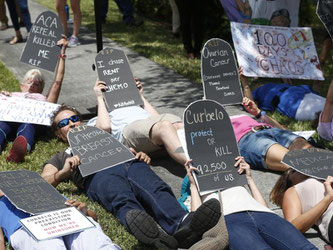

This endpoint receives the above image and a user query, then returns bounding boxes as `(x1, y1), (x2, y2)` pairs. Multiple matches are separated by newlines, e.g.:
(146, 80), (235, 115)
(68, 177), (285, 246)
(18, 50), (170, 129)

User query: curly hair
(51, 104), (82, 132)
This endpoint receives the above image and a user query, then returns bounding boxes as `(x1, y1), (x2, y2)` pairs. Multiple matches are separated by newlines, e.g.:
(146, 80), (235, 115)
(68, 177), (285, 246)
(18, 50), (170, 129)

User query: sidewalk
(0, 1), (325, 248)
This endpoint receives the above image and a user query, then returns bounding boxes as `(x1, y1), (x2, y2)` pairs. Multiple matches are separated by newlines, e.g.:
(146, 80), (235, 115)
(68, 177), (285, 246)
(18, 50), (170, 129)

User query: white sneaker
(68, 35), (80, 47)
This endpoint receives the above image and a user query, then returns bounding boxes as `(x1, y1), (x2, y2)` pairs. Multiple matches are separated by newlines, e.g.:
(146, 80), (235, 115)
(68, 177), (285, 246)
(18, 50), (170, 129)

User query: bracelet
(255, 110), (262, 119)
(60, 53), (67, 60)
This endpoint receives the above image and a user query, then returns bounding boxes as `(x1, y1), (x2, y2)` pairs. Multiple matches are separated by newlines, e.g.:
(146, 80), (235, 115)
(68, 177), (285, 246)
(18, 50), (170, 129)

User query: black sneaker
(126, 209), (178, 249)
(173, 198), (221, 249)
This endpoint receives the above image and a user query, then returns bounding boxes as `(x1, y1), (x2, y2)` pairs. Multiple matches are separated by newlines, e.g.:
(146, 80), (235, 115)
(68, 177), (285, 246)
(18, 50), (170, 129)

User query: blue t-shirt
(0, 196), (30, 244)
(252, 83), (313, 118)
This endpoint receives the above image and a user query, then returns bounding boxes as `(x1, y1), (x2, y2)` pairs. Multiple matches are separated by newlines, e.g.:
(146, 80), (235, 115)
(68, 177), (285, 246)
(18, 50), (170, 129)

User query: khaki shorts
(121, 113), (182, 154)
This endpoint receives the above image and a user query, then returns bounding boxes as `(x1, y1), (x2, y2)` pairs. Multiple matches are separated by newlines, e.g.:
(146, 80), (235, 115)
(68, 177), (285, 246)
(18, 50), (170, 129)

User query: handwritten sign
(317, 0), (333, 40)
(282, 148), (333, 180)
(67, 125), (135, 177)
(0, 96), (60, 126)
(183, 100), (247, 194)
(0, 170), (66, 215)
(95, 48), (143, 111)
(231, 22), (324, 80)
(20, 11), (63, 72)
(20, 207), (95, 241)
(201, 38), (243, 105)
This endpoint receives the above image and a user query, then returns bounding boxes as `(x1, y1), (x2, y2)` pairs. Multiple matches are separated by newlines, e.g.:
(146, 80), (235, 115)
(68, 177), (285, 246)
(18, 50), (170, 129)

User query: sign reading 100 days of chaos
(67, 125), (135, 177)
(184, 100), (247, 194)
(231, 22), (324, 80)
(282, 148), (333, 180)
(20, 11), (63, 72)
(317, 0), (333, 40)
(201, 38), (243, 105)
(0, 95), (60, 126)
(95, 48), (143, 111)
(0, 170), (67, 215)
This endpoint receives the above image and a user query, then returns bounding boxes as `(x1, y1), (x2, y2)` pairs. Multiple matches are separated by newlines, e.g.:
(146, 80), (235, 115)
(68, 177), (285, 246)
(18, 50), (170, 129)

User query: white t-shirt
(295, 93), (325, 121)
(87, 106), (150, 141)
(202, 186), (273, 216)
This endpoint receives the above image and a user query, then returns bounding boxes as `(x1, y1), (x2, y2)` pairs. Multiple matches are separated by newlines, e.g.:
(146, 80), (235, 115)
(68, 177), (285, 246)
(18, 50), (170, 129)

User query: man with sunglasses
(41, 104), (221, 249)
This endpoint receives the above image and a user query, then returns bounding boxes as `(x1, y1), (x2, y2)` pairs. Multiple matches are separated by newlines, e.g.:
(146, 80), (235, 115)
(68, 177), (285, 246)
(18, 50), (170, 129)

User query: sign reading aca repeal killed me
(0, 95), (60, 126)
(20, 207), (95, 241)
(184, 100), (247, 194)
(231, 22), (324, 80)
(95, 48), (143, 111)
(0, 170), (67, 215)
(282, 148), (333, 180)
(317, 0), (333, 40)
(201, 38), (243, 105)
(20, 11), (63, 72)
(67, 125), (135, 177)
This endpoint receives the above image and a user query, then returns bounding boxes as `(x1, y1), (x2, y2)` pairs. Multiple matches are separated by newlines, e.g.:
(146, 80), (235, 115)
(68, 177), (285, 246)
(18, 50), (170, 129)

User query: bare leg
(150, 121), (187, 165)
(265, 144), (290, 171)
(56, 0), (67, 35)
(288, 137), (313, 150)
(70, 0), (81, 37)
(321, 79), (333, 123)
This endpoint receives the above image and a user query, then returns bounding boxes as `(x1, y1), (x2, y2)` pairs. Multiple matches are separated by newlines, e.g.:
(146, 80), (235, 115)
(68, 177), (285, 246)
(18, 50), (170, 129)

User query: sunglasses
(57, 115), (80, 128)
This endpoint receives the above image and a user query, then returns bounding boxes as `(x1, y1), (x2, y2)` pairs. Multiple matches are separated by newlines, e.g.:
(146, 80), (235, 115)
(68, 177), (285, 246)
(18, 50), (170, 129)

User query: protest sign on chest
(0, 170), (67, 215)
(95, 48), (143, 111)
(20, 207), (95, 241)
(20, 11), (63, 72)
(317, 0), (333, 40)
(282, 148), (333, 180)
(0, 95), (60, 126)
(183, 100), (247, 194)
(67, 125), (135, 177)
(201, 38), (243, 105)
(231, 22), (324, 80)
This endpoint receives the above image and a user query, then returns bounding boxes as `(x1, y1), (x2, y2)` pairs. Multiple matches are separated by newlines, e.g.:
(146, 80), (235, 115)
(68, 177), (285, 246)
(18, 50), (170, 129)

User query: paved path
(0, 1), (326, 248)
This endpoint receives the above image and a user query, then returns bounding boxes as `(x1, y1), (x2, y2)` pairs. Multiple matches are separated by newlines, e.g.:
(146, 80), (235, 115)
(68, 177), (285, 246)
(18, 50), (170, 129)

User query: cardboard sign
(282, 148), (333, 180)
(201, 38), (243, 105)
(0, 170), (66, 215)
(95, 48), (143, 111)
(231, 22), (324, 80)
(20, 11), (63, 72)
(67, 125), (135, 177)
(220, 0), (300, 27)
(20, 207), (95, 241)
(317, 0), (333, 40)
(183, 100), (247, 194)
(0, 95), (60, 126)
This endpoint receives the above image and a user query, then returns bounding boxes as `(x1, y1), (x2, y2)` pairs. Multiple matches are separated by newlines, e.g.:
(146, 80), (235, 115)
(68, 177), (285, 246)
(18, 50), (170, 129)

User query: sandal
(9, 35), (23, 45)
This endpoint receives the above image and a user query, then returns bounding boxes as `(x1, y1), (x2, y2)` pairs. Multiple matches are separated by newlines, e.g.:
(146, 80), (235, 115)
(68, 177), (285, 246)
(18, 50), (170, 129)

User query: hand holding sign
(20, 11), (63, 72)
(183, 100), (247, 194)
(67, 125), (135, 177)
(95, 48), (143, 111)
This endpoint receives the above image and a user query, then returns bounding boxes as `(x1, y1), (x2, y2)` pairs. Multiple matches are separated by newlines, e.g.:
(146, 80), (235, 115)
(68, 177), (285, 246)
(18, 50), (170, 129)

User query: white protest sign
(0, 96), (60, 126)
(20, 207), (95, 241)
(231, 22), (324, 80)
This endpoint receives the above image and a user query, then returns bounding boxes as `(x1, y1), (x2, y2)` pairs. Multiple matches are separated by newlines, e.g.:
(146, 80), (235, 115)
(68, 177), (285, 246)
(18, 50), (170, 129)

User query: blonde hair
(22, 69), (45, 90)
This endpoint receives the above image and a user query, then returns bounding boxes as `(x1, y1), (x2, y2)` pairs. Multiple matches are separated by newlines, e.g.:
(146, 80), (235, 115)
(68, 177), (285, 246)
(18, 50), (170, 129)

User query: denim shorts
(238, 128), (300, 170)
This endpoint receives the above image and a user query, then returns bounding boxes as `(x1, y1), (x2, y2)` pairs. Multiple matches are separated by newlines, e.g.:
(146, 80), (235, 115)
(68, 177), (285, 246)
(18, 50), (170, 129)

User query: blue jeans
(5, 0), (31, 32)
(225, 211), (317, 250)
(85, 160), (187, 235)
(238, 128), (300, 170)
(114, 0), (134, 23)
(0, 121), (36, 151)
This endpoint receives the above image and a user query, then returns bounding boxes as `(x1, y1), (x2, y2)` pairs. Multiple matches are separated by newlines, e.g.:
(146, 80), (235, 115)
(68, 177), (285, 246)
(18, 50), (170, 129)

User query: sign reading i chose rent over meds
(20, 11), (63, 72)
(67, 125), (135, 177)
(184, 100), (247, 194)
(95, 48), (143, 111)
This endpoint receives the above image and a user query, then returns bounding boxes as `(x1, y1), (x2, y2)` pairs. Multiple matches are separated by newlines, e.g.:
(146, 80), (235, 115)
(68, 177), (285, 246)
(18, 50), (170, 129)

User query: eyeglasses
(57, 115), (80, 128)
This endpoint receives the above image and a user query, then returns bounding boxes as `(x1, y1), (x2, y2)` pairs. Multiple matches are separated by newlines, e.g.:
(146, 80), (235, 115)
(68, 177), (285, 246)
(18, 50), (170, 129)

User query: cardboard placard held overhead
(95, 48), (143, 111)
(0, 170), (67, 215)
(20, 11), (63, 72)
(201, 38), (243, 105)
(282, 148), (333, 180)
(67, 125), (135, 177)
(184, 100), (247, 194)
(317, 0), (333, 40)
